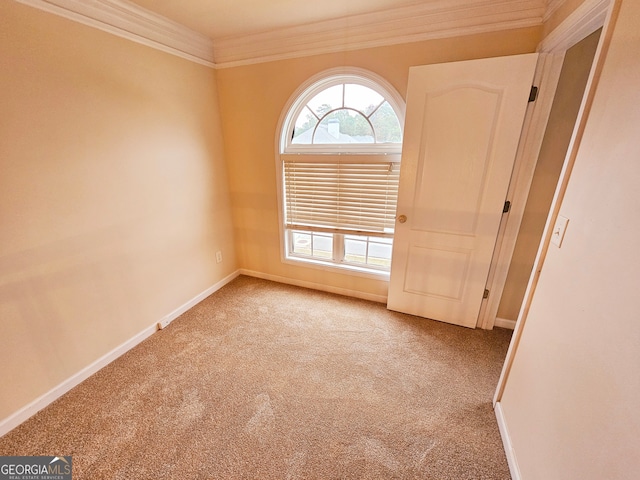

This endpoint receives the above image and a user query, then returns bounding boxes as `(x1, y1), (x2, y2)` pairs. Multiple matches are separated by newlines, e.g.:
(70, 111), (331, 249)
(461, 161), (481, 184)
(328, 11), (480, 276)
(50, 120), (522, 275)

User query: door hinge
(528, 85), (539, 103)
(503, 200), (511, 213)
(483, 289), (490, 299)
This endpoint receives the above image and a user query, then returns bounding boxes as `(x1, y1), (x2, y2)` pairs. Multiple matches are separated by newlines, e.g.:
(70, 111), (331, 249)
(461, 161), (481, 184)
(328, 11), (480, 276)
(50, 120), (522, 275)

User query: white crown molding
(213, 0), (546, 68)
(14, 0), (216, 67)
(538, 0), (610, 52)
(543, 0), (567, 22)
(14, 0), (548, 69)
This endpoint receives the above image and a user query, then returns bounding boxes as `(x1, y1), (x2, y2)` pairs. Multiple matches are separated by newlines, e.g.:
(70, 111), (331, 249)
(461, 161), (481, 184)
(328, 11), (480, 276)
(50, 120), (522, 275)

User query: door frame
(477, 0), (613, 330)
(476, 52), (564, 329)
(493, 0), (616, 403)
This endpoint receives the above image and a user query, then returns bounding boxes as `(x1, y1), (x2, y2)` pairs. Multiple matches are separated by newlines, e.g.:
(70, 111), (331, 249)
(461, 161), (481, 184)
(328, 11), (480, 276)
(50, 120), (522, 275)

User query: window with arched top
(277, 68), (405, 275)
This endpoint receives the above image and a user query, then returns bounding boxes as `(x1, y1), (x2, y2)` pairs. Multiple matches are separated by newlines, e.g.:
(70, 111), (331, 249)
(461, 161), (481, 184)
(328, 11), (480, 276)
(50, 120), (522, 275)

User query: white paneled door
(388, 54), (538, 328)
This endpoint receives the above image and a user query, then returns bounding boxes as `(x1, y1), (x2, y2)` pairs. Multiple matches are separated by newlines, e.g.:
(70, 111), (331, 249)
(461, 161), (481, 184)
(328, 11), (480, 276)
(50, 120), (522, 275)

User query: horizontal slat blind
(283, 154), (400, 235)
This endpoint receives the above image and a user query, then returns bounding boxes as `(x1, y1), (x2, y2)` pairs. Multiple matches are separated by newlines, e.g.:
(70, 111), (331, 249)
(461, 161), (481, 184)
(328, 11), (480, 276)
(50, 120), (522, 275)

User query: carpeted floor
(0, 276), (513, 479)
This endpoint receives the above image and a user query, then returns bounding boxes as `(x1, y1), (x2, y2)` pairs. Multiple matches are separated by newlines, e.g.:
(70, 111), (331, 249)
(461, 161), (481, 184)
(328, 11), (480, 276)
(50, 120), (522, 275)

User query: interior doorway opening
(495, 28), (603, 325)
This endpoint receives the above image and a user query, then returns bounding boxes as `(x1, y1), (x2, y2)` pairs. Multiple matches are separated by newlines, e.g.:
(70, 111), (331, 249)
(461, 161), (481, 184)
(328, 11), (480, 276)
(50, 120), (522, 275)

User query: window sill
(283, 255), (391, 281)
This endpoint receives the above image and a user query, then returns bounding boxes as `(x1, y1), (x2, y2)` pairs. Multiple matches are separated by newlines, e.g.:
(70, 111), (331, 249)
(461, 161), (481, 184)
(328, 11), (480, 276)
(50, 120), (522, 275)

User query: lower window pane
(344, 237), (367, 264)
(292, 231), (312, 255)
(289, 230), (392, 272)
(368, 238), (393, 267)
(345, 235), (393, 268)
(291, 230), (333, 259)
(312, 233), (333, 258)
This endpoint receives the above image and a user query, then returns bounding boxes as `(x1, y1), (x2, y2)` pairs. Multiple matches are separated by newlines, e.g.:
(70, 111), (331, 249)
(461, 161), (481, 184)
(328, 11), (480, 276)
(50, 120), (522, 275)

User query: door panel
(388, 54), (538, 328)
(404, 245), (470, 299)
(414, 87), (501, 235)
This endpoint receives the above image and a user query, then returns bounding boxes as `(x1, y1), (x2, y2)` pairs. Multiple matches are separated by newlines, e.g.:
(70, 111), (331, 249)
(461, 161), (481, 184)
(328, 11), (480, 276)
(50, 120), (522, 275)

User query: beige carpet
(0, 276), (512, 479)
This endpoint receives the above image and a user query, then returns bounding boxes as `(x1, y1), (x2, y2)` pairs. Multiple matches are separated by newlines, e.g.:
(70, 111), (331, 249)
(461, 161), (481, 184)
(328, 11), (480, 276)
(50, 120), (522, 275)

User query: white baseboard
(0, 322), (156, 438)
(157, 270), (240, 329)
(0, 270), (240, 438)
(495, 402), (522, 480)
(239, 269), (388, 304)
(495, 317), (517, 330)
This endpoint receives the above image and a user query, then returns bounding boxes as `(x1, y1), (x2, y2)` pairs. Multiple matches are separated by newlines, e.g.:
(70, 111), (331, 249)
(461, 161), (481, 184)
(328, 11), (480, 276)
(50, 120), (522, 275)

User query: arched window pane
(370, 101), (402, 143)
(313, 109), (374, 144)
(283, 74), (403, 153)
(344, 84), (383, 116)
(292, 106), (318, 144)
(307, 84), (343, 117)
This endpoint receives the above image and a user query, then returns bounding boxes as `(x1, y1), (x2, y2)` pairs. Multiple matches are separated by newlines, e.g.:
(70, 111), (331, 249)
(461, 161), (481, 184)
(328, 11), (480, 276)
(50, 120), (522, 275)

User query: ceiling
(19, 0), (553, 67)
(133, 0), (555, 41)
(129, 0), (430, 40)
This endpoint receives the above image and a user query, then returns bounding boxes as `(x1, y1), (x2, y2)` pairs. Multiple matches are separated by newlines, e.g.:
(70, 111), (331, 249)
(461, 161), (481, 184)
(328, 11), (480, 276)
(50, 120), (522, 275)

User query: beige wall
(497, 29), (601, 320)
(217, 27), (541, 300)
(499, 0), (640, 478)
(0, 2), (236, 420)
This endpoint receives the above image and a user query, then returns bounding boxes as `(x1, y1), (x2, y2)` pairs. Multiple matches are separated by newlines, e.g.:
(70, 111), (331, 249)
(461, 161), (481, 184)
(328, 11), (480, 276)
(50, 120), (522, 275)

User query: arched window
(277, 68), (404, 275)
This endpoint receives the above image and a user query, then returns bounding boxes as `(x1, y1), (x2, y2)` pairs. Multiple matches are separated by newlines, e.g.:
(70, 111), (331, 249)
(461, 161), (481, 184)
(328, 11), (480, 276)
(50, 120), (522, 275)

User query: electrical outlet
(157, 317), (172, 330)
(216, 251), (223, 263)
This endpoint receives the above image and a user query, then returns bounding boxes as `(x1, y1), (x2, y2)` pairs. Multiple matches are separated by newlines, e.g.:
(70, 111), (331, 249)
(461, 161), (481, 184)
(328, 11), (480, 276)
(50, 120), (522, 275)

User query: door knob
(397, 214), (407, 223)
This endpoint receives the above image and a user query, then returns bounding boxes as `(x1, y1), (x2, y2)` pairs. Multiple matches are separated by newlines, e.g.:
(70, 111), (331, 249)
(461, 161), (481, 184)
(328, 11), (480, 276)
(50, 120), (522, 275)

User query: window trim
(275, 67), (406, 279)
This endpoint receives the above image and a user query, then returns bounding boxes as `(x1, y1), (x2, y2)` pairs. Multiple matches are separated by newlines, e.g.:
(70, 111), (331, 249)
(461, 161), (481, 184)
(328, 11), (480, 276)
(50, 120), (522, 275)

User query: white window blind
(283, 154), (400, 236)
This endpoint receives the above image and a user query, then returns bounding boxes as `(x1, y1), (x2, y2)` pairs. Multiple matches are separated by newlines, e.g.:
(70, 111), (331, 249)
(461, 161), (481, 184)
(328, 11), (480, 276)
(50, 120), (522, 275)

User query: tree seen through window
(292, 85), (402, 145)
